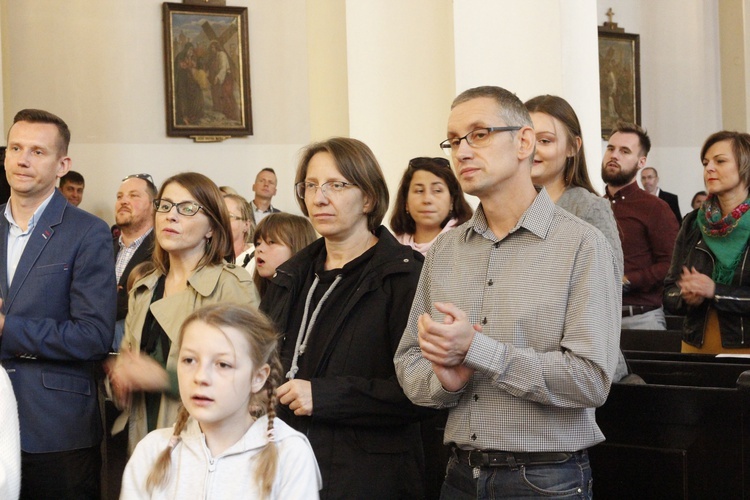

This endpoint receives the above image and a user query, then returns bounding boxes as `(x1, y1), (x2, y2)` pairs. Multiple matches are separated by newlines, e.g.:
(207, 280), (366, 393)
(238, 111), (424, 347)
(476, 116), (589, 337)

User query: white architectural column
(453, 0), (602, 187)
(307, 0), (350, 140)
(719, 0), (750, 131)
(344, 0), (456, 202)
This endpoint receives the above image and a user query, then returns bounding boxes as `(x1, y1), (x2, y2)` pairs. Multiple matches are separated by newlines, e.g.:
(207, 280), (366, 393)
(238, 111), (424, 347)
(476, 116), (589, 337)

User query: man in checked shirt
(395, 86), (621, 499)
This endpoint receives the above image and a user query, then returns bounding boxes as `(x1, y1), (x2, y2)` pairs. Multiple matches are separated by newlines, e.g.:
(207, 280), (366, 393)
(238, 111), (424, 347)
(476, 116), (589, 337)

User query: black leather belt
(453, 448), (574, 467)
(622, 305), (659, 318)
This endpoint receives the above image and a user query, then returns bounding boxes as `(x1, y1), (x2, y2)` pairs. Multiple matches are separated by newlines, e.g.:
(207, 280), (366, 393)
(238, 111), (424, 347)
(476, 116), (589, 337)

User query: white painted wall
(596, 0), (722, 215)
(1, 0), (311, 223)
(345, 0), (455, 217)
(453, 0), (604, 192)
(0, 0), (725, 224)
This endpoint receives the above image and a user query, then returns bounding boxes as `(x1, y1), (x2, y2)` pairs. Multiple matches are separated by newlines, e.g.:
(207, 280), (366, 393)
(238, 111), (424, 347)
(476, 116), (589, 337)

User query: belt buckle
(468, 451), (486, 468)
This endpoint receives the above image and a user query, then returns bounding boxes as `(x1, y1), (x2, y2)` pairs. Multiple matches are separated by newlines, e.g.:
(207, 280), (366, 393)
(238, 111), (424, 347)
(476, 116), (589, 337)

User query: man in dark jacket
(0, 108), (116, 499)
(641, 166), (682, 224)
(112, 173), (155, 350)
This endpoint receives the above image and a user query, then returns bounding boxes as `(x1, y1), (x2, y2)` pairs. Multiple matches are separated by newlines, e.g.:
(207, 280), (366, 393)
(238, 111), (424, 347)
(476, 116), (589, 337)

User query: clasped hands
(677, 266), (715, 306)
(418, 302), (479, 392)
(274, 302), (480, 415)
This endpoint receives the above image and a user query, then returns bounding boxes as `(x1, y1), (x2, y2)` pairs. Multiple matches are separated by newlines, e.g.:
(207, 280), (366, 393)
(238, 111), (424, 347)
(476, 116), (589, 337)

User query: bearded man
(603, 123), (679, 330)
(112, 174), (155, 348)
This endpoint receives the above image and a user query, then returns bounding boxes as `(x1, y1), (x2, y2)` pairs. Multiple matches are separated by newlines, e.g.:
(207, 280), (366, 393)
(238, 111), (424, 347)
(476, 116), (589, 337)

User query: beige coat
(115, 262), (259, 453)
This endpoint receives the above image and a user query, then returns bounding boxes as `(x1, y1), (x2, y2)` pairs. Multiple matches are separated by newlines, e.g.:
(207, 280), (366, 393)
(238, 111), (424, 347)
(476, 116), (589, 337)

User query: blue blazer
(0, 190), (116, 453)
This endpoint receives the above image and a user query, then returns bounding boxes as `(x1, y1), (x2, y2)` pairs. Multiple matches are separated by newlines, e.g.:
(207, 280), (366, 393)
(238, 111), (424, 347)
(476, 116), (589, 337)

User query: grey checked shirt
(395, 189), (621, 453)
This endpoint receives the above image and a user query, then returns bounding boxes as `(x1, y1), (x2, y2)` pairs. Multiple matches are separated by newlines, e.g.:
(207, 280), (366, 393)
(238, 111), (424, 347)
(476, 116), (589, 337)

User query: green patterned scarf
(697, 194), (750, 284)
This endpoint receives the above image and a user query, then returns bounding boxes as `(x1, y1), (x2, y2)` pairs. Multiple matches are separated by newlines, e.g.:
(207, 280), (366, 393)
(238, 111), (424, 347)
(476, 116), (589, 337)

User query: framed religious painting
(598, 28), (640, 139)
(163, 2), (253, 140)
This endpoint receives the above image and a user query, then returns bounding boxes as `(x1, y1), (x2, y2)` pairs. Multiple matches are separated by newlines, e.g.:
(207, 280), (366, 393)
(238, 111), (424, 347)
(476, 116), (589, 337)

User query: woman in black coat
(261, 137), (428, 499)
(664, 131), (750, 353)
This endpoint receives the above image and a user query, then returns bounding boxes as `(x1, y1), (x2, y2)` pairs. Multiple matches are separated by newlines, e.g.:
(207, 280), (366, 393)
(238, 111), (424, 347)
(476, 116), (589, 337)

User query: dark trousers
(21, 446), (101, 500)
(441, 450), (592, 499)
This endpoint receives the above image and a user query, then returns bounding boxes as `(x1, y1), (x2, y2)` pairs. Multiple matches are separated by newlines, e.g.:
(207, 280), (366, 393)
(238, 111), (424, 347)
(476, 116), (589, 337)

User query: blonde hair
(146, 304), (283, 498)
(223, 193), (255, 244)
(126, 260), (156, 293)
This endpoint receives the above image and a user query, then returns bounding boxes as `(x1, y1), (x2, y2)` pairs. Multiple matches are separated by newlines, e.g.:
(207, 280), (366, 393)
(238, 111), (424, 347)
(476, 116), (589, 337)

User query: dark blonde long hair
(146, 304), (283, 498)
(525, 94), (597, 195)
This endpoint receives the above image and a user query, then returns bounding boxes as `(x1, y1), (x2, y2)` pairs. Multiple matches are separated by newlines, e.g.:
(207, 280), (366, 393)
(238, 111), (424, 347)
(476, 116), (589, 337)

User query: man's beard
(602, 162), (639, 187)
(115, 212), (132, 227)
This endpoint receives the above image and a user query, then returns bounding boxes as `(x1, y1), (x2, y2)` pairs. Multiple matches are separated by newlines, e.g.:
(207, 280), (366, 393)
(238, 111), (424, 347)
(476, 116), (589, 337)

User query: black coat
(261, 227), (429, 500)
(658, 189), (682, 225)
(664, 210), (750, 347)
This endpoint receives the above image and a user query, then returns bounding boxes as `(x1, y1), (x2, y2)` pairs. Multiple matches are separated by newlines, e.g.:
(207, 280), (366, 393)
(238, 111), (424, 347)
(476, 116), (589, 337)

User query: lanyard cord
(285, 273), (343, 380)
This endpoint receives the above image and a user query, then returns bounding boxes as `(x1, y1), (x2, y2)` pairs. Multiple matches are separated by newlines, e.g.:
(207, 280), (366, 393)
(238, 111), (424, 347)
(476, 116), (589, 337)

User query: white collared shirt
(116, 228), (153, 282)
(251, 200), (275, 224)
(5, 192), (55, 287)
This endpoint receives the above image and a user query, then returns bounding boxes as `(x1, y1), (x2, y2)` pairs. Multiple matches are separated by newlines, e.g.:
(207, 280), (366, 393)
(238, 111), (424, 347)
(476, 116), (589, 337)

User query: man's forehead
(609, 132), (641, 149)
(257, 171), (276, 181)
(447, 97), (502, 133)
(119, 177), (149, 193)
(8, 120), (60, 144)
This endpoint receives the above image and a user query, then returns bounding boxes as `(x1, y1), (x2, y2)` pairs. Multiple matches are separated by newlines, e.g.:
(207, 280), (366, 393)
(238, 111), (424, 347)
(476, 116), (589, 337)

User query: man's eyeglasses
(439, 126), (522, 153)
(295, 181), (357, 199)
(408, 157), (451, 169)
(153, 199), (204, 216)
(123, 173), (156, 189)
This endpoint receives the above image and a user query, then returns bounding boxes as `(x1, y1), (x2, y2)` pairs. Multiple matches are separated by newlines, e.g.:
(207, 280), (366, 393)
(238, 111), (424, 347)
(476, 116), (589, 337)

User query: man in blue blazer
(0, 109), (116, 499)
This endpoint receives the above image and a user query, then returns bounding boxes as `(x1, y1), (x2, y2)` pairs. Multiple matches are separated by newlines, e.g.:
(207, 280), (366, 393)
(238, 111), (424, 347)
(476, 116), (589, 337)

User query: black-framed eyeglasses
(439, 126), (522, 153)
(408, 157), (451, 169)
(295, 181), (357, 199)
(153, 199), (204, 216)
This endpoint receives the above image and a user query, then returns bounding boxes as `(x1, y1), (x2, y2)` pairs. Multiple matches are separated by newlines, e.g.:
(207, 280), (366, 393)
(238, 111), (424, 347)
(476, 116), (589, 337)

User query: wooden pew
(665, 314), (685, 331)
(590, 353), (750, 499)
(621, 328), (683, 353)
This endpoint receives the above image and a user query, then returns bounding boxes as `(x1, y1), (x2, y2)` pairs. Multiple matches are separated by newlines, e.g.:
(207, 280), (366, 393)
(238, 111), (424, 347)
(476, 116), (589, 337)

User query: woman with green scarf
(664, 131), (750, 353)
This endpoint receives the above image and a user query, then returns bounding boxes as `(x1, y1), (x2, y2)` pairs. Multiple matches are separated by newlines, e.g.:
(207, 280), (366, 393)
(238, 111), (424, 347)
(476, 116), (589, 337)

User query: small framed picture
(163, 2), (253, 138)
(598, 29), (641, 139)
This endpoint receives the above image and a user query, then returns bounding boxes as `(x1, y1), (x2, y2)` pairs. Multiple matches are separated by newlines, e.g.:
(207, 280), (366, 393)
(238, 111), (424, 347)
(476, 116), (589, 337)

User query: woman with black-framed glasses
(107, 172), (257, 454)
(390, 157), (473, 255)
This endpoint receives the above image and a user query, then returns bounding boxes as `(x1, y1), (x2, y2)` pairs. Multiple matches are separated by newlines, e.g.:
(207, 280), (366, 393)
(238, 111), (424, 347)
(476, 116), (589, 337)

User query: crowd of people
(1, 82), (749, 500)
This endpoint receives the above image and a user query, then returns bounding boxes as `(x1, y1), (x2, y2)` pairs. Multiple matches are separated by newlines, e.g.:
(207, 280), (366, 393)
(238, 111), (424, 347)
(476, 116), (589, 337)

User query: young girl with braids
(119, 304), (321, 499)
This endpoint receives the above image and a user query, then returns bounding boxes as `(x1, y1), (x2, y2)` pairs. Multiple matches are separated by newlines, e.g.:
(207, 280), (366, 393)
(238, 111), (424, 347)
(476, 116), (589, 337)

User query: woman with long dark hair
(390, 156), (473, 255)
